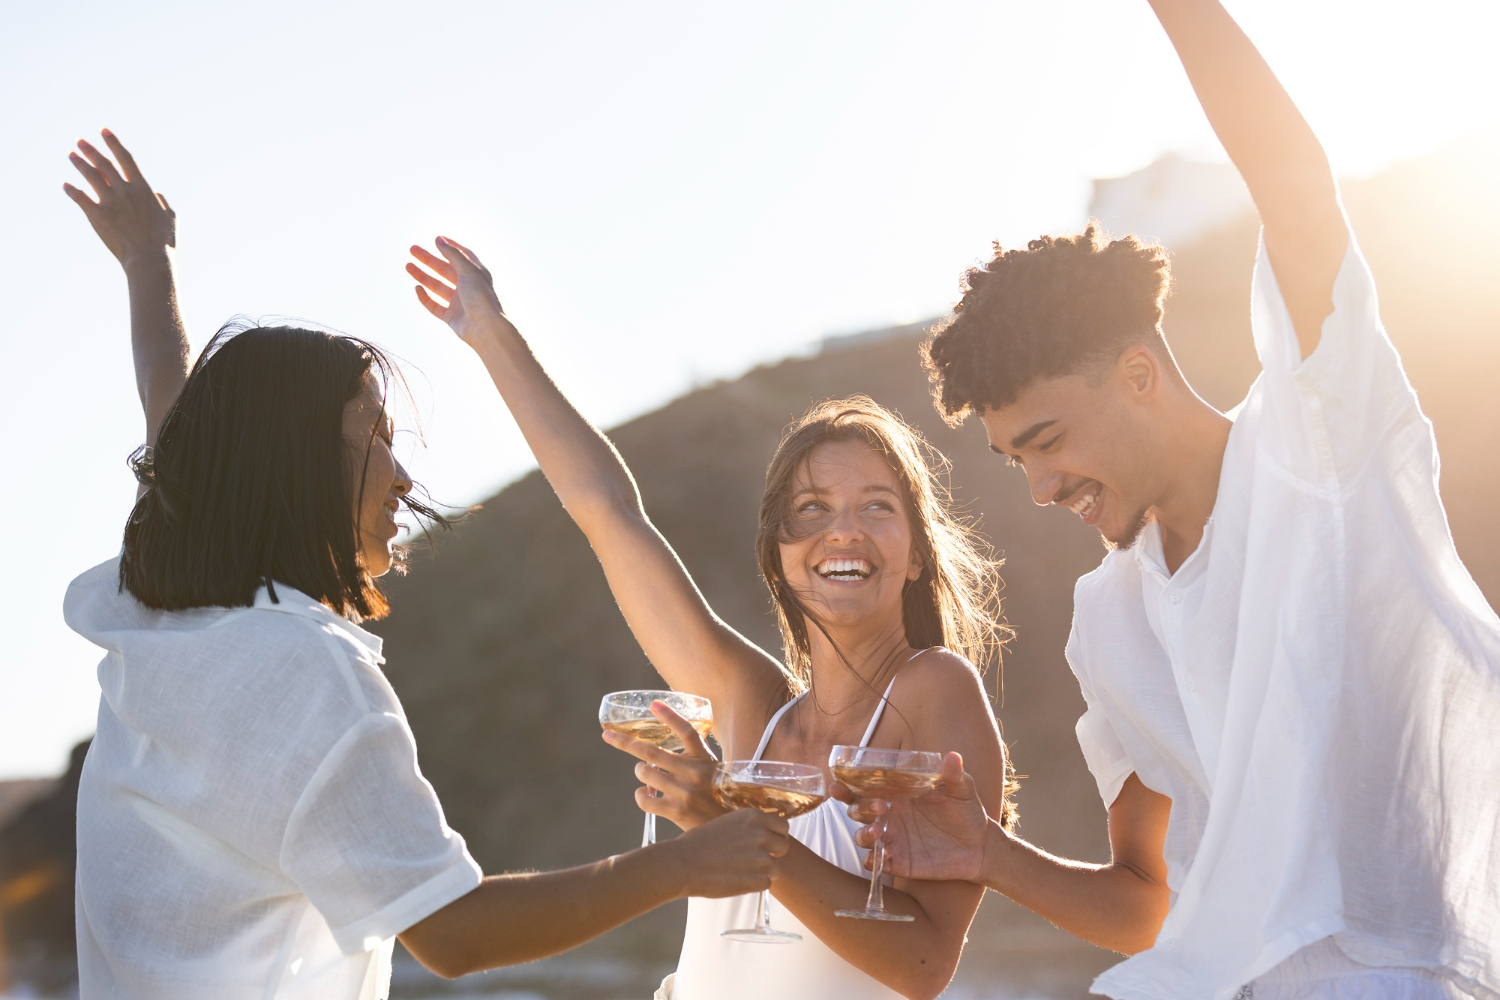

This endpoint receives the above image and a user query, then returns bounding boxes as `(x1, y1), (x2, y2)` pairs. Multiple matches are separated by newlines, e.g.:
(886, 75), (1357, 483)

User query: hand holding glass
(599, 690), (714, 846)
(828, 745), (944, 921)
(712, 760), (826, 942)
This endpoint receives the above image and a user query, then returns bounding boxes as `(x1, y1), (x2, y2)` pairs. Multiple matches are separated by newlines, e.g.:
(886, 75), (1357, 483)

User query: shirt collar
(1135, 516), (1215, 581)
(1136, 518), (1170, 578)
(251, 581), (384, 660)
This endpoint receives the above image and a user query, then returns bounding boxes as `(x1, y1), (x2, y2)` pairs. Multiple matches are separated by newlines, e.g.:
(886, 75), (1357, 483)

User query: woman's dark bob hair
(120, 321), (442, 621)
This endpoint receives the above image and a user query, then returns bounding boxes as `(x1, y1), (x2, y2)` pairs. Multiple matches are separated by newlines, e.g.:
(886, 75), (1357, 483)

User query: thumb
(941, 752), (969, 795)
(652, 701), (715, 759)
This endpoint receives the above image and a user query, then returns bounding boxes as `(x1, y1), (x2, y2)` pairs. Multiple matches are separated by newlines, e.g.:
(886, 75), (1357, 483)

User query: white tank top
(664, 677), (906, 1000)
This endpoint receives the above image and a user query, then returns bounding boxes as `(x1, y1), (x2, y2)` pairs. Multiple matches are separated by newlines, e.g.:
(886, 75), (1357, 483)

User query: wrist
(122, 248), (173, 279)
(977, 817), (1012, 890)
(644, 838), (693, 900)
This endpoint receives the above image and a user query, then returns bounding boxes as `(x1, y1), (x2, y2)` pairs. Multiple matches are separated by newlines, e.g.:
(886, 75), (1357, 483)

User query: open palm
(406, 237), (510, 346)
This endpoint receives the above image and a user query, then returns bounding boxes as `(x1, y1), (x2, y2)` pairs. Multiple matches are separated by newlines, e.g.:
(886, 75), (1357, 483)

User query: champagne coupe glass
(712, 760), (827, 943)
(828, 745), (944, 921)
(599, 690), (714, 847)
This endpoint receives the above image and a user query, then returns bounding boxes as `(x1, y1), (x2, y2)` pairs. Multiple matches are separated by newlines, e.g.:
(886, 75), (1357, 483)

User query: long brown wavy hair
(755, 396), (1018, 828)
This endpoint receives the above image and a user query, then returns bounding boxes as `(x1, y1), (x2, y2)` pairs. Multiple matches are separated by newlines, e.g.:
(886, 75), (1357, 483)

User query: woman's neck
(803, 617), (914, 717)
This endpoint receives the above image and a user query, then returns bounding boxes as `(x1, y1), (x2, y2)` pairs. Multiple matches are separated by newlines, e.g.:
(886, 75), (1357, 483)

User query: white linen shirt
(64, 559), (483, 1000)
(1066, 227), (1500, 1000)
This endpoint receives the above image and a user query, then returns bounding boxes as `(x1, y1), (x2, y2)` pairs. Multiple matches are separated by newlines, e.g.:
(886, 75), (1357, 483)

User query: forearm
(977, 822), (1167, 955)
(1147, 0), (1339, 230)
(770, 841), (973, 1000)
(123, 252), (190, 445)
(468, 321), (643, 529)
(401, 844), (684, 978)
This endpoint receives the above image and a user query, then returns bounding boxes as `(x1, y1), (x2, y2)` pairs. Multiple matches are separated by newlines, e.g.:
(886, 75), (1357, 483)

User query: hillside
(3, 131), (1497, 998)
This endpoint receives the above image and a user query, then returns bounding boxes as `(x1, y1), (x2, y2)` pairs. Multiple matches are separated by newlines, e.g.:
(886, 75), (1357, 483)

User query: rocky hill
(3, 131), (1497, 998)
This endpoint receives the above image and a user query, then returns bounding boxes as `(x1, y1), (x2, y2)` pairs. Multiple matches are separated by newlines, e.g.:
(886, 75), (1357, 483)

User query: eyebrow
(1009, 419), (1057, 450)
(791, 484), (901, 498)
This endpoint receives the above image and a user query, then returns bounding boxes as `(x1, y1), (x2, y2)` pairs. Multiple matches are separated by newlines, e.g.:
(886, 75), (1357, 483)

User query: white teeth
(1069, 493), (1098, 517)
(817, 558), (873, 579)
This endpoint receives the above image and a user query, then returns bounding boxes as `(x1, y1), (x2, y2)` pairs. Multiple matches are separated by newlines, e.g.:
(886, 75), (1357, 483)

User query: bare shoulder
(892, 647), (990, 713)
(881, 647), (998, 748)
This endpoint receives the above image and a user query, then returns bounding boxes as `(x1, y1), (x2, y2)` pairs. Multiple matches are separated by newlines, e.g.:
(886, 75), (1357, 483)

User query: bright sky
(2, 0), (1495, 779)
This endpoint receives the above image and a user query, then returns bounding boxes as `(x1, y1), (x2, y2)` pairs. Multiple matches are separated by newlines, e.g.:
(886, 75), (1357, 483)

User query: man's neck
(1150, 390), (1233, 574)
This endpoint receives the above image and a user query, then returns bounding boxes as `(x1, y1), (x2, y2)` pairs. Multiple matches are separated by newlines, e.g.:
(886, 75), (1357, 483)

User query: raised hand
(407, 237), (511, 347)
(840, 751), (992, 883)
(64, 130), (175, 271)
(602, 700), (727, 833)
(669, 807), (790, 899)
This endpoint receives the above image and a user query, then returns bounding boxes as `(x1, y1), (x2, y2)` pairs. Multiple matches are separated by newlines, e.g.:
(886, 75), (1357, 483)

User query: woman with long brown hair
(408, 237), (1015, 1000)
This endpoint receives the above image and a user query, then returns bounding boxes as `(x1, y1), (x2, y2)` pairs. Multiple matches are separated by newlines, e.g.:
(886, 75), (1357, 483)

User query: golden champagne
(601, 716), (714, 751)
(713, 776), (827, 819)
(832, 765), (942, 800)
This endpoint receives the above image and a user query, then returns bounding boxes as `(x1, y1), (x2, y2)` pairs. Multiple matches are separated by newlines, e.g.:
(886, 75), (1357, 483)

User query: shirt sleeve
(280, 711), (483, 954)
(1248, 221), (1418, 483)
(1075, 692), (1135, 808)
(1065, 617), (1135, 808)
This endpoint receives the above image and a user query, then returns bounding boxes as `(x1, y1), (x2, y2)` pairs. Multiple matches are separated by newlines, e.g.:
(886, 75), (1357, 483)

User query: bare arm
(851, 769), (1170, 956)
(64, 131), (190, 453)
(1148, 0), (1347, 357)
(399, 808), (789, 978)
(407, 239), (787, 753)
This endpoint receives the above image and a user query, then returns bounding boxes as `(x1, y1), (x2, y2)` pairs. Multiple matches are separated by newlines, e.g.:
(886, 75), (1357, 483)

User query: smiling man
(846, 1), (1500, 998)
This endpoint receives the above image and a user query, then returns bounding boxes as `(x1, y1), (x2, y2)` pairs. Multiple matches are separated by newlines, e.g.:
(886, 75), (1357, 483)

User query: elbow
(898, 949), (963, 1000)
(411, 948), (478, 981)
(565, 488), (646, 534)
(400, 934), (482, 981)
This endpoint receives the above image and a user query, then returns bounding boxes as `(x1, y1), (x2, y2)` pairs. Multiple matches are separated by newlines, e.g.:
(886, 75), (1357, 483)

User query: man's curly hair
(922, 226), (1172, 426)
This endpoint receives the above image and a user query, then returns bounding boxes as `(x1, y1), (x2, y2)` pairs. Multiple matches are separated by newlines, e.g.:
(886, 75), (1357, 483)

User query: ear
(1116, 345), (1161, 401)
(906, 545), (926, 582)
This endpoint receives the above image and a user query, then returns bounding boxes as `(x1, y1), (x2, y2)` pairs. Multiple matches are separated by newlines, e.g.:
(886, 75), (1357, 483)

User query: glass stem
(641, 807), (656, 847)
(864, 834), (887, 913)
(756, 889), (772, 932)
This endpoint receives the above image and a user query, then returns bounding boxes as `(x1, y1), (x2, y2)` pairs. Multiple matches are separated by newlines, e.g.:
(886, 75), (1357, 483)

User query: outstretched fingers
(62, 182), (99, 215)
(68, 152), (110, 200)
(409, 244), (458, 283)
(77, 139), (124, 190)
(99, 129), (143, 184)
(406, 260), (456, 300)
(412, 285), (451, 320)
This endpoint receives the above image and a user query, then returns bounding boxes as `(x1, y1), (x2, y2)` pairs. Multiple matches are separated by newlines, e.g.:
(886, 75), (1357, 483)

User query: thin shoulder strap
(858, 675), (901, 748)
(752, 692), (806, 761)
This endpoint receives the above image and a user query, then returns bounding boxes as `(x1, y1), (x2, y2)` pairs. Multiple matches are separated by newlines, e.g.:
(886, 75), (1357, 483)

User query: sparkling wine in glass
(828, 745), (944, 922)
(713, 760), (827, 943)
(600, 690), (714, 847)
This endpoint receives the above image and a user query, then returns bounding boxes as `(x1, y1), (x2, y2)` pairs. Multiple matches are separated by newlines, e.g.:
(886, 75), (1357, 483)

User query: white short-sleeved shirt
(1065, 227), (1500, 1000)
(64, 559), (483, 1000)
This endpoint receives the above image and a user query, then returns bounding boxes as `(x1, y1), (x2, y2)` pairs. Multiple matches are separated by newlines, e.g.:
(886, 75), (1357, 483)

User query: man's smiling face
(979, 367), (1157, 548)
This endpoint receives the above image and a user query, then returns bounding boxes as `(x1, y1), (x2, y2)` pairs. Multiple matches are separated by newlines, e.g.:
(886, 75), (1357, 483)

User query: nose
(392, 459), (413, 499)
(823, 504), (864, 544)
(1026, 463), (1063, 508)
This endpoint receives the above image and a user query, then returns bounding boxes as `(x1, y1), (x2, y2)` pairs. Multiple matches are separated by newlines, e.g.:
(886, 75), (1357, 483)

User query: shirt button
(1170, 592), (1182, 604)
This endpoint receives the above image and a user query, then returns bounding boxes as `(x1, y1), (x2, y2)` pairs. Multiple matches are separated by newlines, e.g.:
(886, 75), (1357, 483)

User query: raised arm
(407, 239), (788, 753)
(64, 130), (190, 450)
(1148, 0), (1347, 357)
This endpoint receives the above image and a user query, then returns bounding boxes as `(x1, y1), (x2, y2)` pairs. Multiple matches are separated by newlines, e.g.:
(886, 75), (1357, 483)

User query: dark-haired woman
(407, 237), (1013, 1000)
(59, 131), (790, 1000)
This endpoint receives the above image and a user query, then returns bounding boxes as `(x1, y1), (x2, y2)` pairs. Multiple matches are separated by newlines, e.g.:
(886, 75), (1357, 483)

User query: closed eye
(1038, 434), (1062, 452)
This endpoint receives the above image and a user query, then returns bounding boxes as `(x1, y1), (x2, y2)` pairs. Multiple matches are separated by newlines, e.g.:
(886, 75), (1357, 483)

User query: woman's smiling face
(777, 438), (924, 633)
(343, 375), (412, 578)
